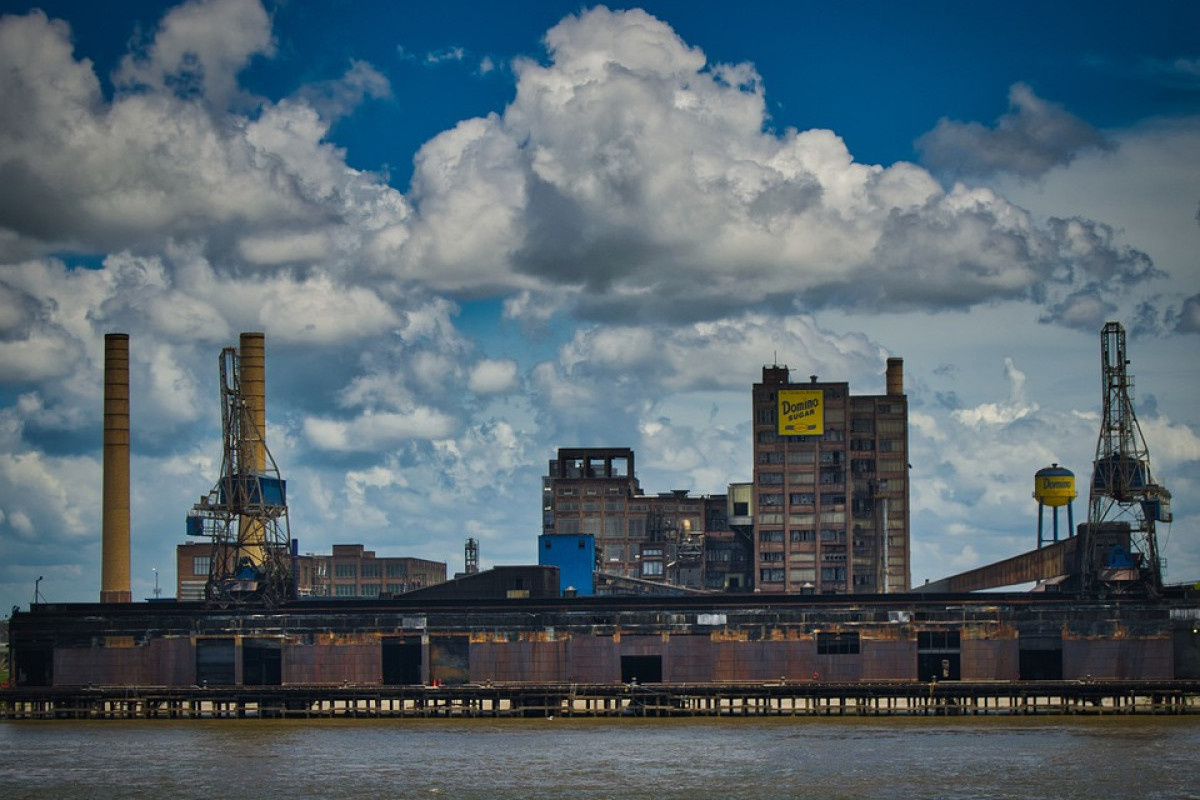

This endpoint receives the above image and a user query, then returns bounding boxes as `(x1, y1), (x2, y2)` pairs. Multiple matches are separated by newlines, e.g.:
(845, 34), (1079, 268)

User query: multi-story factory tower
(186, 333), (293, 605)
(1086, 321), (1172, 591)
(751, 360), (910, 594)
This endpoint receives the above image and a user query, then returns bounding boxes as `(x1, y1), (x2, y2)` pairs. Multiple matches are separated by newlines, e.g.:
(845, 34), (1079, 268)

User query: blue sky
(0, 0), (1197, 613)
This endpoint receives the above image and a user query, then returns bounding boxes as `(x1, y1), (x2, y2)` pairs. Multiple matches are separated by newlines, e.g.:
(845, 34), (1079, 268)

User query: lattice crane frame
(1086, 322), (1172, 591)
(187, 347), (293, 605)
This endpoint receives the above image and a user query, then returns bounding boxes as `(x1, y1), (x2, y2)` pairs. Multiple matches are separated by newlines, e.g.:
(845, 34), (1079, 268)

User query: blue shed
(538, 534), (595, 596)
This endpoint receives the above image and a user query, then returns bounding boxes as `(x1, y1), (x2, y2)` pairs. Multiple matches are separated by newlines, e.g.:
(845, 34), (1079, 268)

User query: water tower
(1034, 464), (1076, 548)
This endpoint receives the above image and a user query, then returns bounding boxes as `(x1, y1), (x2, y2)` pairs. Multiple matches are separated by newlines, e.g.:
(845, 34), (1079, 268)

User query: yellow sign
(778, 389), (823, 436)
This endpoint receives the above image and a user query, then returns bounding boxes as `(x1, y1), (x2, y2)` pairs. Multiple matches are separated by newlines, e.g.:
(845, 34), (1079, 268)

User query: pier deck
(4, 680), (1198, 720)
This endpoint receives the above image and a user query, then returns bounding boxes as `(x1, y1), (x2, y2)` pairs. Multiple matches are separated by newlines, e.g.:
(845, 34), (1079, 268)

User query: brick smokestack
(886, 357), (904, 396)
(101, 333), (132, 603)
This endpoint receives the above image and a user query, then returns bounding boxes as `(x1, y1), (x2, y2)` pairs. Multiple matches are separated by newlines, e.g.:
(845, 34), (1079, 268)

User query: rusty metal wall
(469, 636), (568, 683)
(665, 634), (714, 683)
(285, 643), (381, 685)
(567, 634), (621, 683)
(862, 639), (917, 681)
(961, 639), (1018, 680)
(146, 638), (195, 686)
(56, 644), (146, 686)
(1063, 637), (1173, 680)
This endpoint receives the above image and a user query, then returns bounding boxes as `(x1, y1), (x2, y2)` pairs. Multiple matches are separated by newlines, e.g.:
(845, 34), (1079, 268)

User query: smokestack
(237, 332), (267, 561)
(886, 357), (904, 396)
(239, 332), (266, 474)
(101, 333), (131, 603)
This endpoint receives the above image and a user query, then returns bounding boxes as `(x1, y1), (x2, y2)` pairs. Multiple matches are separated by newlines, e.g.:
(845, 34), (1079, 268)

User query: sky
(0, 0), (1198, 614)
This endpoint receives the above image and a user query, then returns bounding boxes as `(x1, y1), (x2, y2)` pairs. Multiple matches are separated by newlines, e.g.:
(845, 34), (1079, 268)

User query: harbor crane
(186, 334), (294, 605)
(1084, 321), (1172, 592)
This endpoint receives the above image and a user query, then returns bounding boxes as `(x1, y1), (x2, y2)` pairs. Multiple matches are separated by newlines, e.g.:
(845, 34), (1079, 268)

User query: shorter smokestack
(101, 333), (131, 603)
(886, 357), (904, 396)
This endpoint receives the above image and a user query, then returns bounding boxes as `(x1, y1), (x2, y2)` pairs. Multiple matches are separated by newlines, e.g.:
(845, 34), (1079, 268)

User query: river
(1, 716), (1197, 799)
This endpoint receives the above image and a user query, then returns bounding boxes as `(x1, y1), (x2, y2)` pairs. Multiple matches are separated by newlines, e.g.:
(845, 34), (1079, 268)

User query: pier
(4, 680), (1198, 720)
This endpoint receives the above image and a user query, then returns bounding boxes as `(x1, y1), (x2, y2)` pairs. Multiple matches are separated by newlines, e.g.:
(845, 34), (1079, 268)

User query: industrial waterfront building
(6, 325), (1198, 715)
(752, 360), (911, 594)
(540, 447), (751, 593)
(175, 543), (446, 601)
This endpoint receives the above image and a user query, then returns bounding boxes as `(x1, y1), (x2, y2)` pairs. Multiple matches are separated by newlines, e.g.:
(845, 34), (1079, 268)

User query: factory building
(176, 543), (446, 601)
(9, 589), (1199, 690)
(752, 360), (910, 594)
(541, 448), (751, 592)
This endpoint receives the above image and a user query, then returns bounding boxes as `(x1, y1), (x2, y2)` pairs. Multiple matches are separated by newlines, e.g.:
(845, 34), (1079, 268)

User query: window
(790, 529), (815, 543)
(819, 468), (844, 486)
(918, 631), (961, 650)
(759, 493), (783, 507)
(193, 556), (211, 576)
(760, 568), (784, 583)
(335, 584), (356, 597)
(817, 632), (859, 655)
(820, 566), (847, 581)
(789, 492), (815, 506)
(761, 552), (784, 562)
(360, 583), (381, 597)
(335, 564), (356, 579)
(758, 451), (785, 464)
(851, 419), (874, 434)
(759, 472), (784, 485)
(641, 560), (664, 577)
(759, 529), (784, 543)
(360, 563), (381, 578)
(820, 492), (846, 506)
(387, 563), (407, 578)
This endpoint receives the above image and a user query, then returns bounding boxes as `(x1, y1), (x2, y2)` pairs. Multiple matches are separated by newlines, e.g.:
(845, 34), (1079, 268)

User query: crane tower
(186, 333), (294, 605)
(1085, 322), (1172, 591)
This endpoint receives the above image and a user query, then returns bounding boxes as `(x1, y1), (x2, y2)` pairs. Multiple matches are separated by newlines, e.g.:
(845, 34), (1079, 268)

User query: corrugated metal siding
(1064, 638), (1173, 680)
(56, 645), (146, 686)
(146, 638), (194, 686)
(862, 640), (917, 681)
(285, 643), (381, 685)
(961, 639), (1019, 680)
(469, 639), (568, 683)
(568, 635), (619, 683)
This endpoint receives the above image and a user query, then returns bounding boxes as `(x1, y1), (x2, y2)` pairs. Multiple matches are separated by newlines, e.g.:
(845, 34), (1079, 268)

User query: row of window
(331, 563), (412, 579)
(759, 492), (847, 507)
(333, 583), (414, 597)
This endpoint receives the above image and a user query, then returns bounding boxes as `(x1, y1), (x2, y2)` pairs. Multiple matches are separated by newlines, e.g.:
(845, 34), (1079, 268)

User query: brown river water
(1, 716), (1198, 799)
